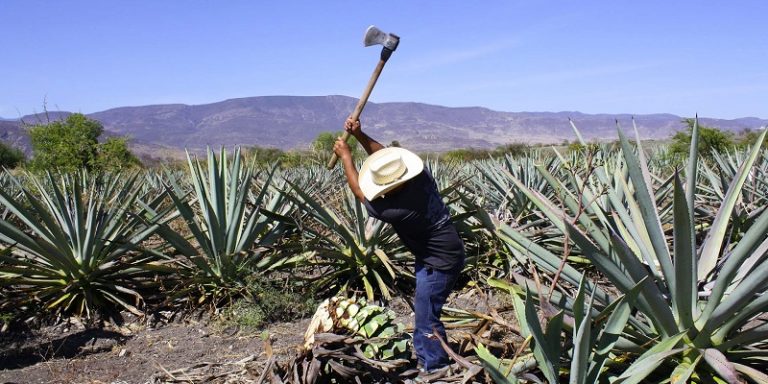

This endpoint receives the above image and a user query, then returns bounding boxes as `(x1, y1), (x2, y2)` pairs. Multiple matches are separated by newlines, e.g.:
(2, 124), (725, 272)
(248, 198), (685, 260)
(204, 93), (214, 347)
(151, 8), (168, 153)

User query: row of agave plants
(2, 118), (768, 382)
(0, 148), (293, 319)
(0, 146), (479, 323)
(470, 121), (768, 383)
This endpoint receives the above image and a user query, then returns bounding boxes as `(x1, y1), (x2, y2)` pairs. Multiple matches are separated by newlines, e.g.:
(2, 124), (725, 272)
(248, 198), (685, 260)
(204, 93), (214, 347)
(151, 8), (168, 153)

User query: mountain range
(2, 96), (766, 159)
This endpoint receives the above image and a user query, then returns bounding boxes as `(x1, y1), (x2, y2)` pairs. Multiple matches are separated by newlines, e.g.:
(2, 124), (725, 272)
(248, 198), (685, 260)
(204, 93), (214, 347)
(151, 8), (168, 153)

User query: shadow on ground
(1, 328), (129, 369)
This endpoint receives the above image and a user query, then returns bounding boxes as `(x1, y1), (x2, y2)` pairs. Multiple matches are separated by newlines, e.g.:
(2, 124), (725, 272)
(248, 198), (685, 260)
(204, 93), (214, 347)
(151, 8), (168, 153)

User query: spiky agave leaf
(0, 170), (167, 319)
(283, 173), (407, 301)
(155, 147), (292, 306)
(492, 118), (768, 381)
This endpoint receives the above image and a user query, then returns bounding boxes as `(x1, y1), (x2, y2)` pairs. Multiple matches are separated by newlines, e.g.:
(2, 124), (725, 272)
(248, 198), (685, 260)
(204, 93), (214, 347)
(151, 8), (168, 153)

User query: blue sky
(1, 1), (766, 119)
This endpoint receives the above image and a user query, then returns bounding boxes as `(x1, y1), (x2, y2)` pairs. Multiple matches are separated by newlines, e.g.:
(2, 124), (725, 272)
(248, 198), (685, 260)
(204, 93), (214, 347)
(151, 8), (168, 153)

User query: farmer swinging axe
(327, 25), (400, 169)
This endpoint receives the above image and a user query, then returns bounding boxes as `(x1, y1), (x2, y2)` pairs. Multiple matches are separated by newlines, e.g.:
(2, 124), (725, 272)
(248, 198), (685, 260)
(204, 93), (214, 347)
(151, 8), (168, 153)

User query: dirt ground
(0, 291), (504, 384)
(0, 313), (311, 384)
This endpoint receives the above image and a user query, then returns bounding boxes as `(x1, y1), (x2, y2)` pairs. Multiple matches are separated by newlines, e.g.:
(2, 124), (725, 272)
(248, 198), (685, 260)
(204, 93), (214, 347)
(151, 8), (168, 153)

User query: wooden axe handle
(327, 58), (388, 169)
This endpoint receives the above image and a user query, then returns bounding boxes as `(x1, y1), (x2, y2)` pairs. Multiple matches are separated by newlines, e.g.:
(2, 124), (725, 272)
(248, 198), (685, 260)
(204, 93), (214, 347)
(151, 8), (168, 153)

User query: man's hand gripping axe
(327, 25), (400, 169)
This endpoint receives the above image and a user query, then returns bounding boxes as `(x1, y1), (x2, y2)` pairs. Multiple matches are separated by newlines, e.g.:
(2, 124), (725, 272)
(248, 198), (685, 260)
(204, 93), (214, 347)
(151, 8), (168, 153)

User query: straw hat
(358, 147), (424, 201)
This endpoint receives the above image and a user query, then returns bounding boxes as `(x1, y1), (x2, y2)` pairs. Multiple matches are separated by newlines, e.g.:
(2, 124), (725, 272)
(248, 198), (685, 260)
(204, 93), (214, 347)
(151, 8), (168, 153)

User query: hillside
(0, 120), (29, 154)
(2, 96), (766, 156)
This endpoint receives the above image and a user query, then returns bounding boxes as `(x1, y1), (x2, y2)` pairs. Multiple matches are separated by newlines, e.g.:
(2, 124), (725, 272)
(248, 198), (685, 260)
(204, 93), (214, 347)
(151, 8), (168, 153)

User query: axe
(327, 25), (400, 169)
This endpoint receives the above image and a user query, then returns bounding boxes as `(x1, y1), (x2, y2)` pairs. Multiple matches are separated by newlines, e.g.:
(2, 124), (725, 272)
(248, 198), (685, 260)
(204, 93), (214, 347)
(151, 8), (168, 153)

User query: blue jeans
(413, 262), (461, 371)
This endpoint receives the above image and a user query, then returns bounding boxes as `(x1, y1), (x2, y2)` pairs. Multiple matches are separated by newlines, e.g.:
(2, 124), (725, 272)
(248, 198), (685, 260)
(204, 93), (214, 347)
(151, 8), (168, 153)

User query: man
(333, 118), (466, 373)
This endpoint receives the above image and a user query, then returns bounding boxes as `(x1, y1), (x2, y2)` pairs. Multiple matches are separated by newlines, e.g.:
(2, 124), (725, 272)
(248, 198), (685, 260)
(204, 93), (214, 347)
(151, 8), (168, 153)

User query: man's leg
(413, 263), (426, 368)
(414, 264), (460, 371)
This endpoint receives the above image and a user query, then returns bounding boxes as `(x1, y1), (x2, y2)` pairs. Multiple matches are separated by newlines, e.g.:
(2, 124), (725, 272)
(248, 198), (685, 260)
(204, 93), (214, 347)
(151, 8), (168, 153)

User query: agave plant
(698, 148), (768, 238)
(477, 276), (642, 384)
(280, 164), (340, 195)
(471, 154), (567, 272)
(155, 148), (293, 307)
(472, 153), (561, 227)
(284, 171), (408, 302)
(487, 119), (768, 382)
(0, 170), (22, 222)
(0, 171), (167, 320)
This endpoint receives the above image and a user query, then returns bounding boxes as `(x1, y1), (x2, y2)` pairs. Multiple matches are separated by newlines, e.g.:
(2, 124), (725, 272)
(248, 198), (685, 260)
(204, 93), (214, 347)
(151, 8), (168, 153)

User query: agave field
(2, 120), (768, 383)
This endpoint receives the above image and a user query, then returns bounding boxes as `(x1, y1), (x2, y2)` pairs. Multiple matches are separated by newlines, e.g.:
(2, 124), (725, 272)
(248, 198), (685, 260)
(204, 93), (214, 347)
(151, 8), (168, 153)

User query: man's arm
(333, 137), (366, 202)
(345, 118), (384, 155)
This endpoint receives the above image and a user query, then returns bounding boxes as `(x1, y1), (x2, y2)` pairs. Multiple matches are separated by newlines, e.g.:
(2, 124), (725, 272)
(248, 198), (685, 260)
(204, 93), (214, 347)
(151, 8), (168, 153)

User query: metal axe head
(363, 25), (399, 51)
